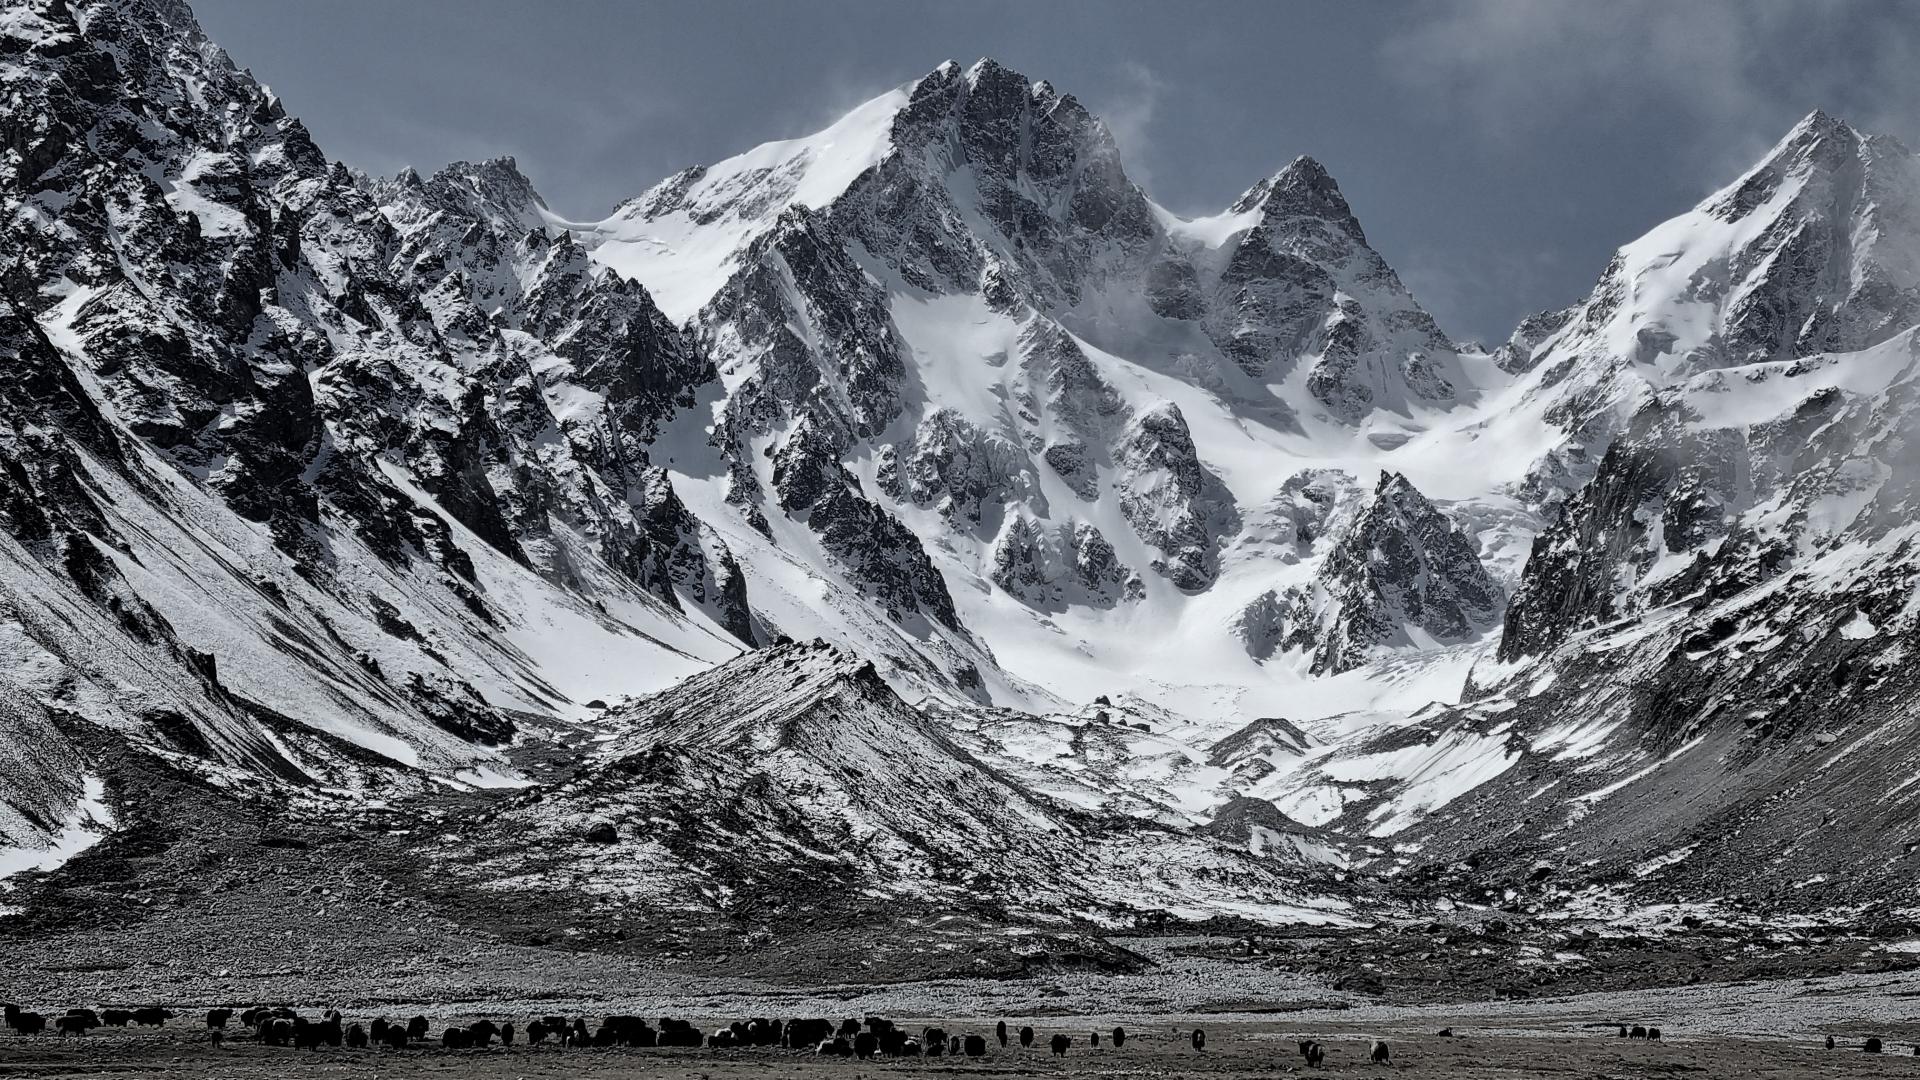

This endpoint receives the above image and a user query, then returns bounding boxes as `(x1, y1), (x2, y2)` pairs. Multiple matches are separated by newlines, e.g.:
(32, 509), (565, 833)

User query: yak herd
(9, 1002), (1913, 1062)
(2, 1005), (1157, 1059)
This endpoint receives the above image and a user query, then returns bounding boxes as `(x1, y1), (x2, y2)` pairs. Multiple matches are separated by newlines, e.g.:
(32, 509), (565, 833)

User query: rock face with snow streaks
(1250, 472), (1500, 674)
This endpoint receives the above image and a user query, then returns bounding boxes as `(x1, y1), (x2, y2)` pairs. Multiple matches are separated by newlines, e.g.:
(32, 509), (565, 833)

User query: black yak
(1371, 1039), (1391, 1063)
(209, 1028), (224, 1048)
(964, 1033), (987, 1057)
(54, 1015), (92, 1037)
(1866, 1037), (1884, 1053)
(1112, 1025), (1127, 1048)
(1630, 1025), (1647, 1039)
(786, 1018), (832, 1048)
(1019, 1024), (1035, 1048)
(1192, 1028), (1206, 1051)
(408, 1015), (430, 1041)
(8, 1011), (47, 1036)
(1090, 1029), (1100, 1047)
(500, 1021), (514, 1046)
(206, 1008), (232, 1030)
(130, 1007), (173, 1027)
(383, 1025), (408, 1050)
(996, 1020), (1008, 1046)
(345, 1023), (367, 1048)
(1050, 1032), (1070, 1056)
(924, 1026), (948, 1055)
(854, 1031), (878, 1059)
(1648, 1027), (1662, 1041)
(1299, 1039), (1324, 1066)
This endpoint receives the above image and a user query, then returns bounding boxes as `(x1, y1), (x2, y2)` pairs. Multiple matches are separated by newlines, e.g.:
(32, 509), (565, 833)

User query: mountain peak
(1228, 155), (1360, 235)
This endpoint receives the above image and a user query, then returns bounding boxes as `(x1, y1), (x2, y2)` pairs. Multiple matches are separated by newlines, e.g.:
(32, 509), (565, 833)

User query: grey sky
(192, 0), (1920, 345)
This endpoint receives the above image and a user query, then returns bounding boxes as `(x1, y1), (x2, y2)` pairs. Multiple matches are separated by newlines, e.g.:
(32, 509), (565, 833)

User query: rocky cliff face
(1241, 472), (1500, 673)
(0, 0), (763, 860)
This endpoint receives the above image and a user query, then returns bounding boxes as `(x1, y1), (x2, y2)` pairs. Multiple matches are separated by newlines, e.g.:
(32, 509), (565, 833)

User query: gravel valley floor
(4, 1009), (1920, 1079)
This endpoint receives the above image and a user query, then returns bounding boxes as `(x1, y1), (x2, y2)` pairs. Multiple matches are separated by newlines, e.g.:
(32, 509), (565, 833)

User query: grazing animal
(923, 1027), (946, 1057)
(902, 1038), (921, 1057)
(1371, 1039), (1391, 1064)
(1647, 1027), (1662, 1041)
(1620, 1025), (1630, 1038)
(964, 1033), (987, 1057)
(1019, 1025), (1035, 1048)
(466, 1020), (497, 1048)
(838, 1018), (862, 1039)
(655, 1018), (697, 1048)
(66, 1009), (100, 1026)
(1050, 1033), (1071, 1056)
(8, 1011), (46, 1036)
(1865, 1037), (1883, 1054)
(443, 1027), (468, 1049)
(854, 1031), (878, 1059)
(996, 1020), (1008, 1047)
(1299, 1039), (1325, 1067)
(371, 1017), (389, 1045)
(1112, 1025), (1126, 1048)
(527, 1020), (547, 1045)
(949, 1035), (962, 1056)
(1437, 1027), (1454, 1038)
(500, 1022), (514, 1046)
(345, 1023), (367, 1048)
(206, 1008), (232, 1030)
(101, 1009), (132, 1027)
(1192, 1028), (1206, 1051)
(786, 1019), (832, 1048)
(54, 1015), (92, 1037)
(265, 1018), (293, 1046)
(1091, 1029), (1100, 1047)
(1826, 1034), (1836, 1050)
(408, 1016), (430, 1042)
(1630, 1025), (1648, 1040)
(209, 1028), (224, 1049)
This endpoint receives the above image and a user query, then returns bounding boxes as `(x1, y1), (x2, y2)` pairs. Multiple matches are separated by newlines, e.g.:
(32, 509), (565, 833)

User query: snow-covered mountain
(4, 0), (1919, 931)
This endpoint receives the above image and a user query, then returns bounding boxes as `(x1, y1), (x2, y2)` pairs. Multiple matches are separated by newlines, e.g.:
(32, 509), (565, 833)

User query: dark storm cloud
(191, 0), (1920, 344)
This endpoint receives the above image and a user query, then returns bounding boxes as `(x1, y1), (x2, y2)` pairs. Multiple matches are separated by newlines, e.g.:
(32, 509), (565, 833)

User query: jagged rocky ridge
(3, 0), (1920, 933)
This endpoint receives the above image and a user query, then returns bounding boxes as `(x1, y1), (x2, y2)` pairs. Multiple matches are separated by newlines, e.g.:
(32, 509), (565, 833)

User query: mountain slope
(431, 642), (1357, 929)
